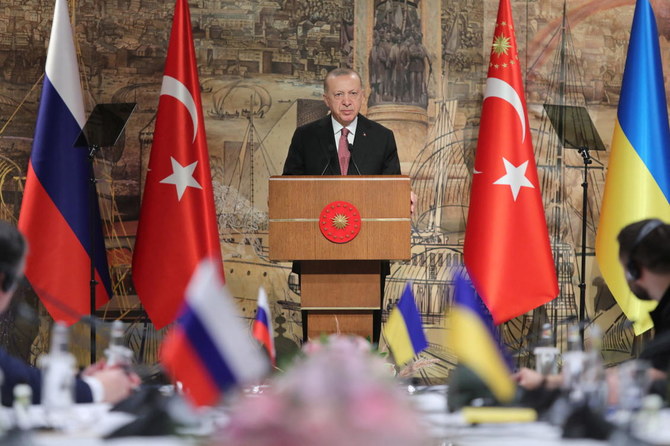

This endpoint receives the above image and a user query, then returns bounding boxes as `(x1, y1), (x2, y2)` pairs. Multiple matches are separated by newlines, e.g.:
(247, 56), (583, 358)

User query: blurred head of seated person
(617, 219), (670, 305)
(0, 219), (26, 313)
(0, 220), (140, 406)
(618, 218), (670, 374)
(514, 219), (670, 393)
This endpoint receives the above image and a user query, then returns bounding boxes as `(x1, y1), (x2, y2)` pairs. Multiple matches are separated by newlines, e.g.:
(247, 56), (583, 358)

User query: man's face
(0, 279), (14, 313)
(621, 257), (653, 301)
(0, 257), (24, 314)
(627, 279), (652, 301)
(323, 73), (364, 127)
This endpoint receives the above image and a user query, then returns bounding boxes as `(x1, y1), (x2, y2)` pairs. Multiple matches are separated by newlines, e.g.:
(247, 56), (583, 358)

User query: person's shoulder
(295, 115), (331, 134)
(358, 114), (393, 135)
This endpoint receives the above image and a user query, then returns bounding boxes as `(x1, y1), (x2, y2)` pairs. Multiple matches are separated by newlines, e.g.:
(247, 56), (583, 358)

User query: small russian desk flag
(252, 287), (276, 366)
(161, 259), (269, 407)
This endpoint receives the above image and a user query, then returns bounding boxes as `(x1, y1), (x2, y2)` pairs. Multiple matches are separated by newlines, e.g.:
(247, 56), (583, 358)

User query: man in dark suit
(282, 68), (401, 176)
(0, 220), (140, 406)
(282, 68), (404, 343)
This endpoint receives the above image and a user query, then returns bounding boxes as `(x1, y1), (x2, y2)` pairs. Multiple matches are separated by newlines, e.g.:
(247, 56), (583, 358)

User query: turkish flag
(132, 0), (223, 329)
(464, 0), (558, 324)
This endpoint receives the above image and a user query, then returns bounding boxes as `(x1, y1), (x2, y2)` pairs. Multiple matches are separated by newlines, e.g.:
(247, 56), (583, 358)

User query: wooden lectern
(268, 175), (411, 341)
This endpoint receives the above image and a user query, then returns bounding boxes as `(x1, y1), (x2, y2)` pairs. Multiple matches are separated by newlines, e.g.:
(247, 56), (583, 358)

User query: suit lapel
(318, 115), (339, 174)
(353, 114), (371, 147)
(351, 114), (374, 174)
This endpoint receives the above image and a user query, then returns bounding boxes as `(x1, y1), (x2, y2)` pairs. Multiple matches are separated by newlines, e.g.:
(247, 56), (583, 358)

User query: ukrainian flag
(447, 273), (515, 403)
(595, 0), (670, 334)
(384, 282), (428, 365)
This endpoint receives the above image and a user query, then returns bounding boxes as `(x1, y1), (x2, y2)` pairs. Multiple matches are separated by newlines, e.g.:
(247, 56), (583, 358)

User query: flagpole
(87, 145), (100, 365)
(577, 146), (592, 348)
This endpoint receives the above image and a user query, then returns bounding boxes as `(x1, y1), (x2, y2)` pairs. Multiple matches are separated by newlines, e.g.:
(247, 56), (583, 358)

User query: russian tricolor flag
(252, 287), (276, 366)
(18, 0), (111, 324)
(160, 259), (269, 407)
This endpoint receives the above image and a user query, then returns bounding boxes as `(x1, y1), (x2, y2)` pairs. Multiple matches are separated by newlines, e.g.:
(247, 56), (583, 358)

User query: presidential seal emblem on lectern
(319, 201), (361, 243)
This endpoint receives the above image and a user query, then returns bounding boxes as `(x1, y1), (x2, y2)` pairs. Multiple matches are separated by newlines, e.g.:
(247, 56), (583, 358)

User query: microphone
(320, 143), (337, 175)
(320, 152), (336, 175)
(15, 298), (158, 380)
(348, 143), (362, 175)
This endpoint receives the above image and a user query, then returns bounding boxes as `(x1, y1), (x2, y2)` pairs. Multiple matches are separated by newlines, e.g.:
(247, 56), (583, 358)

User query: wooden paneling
(306, 311), (375, 341)
(301, 261), (381, 309)
(269, 175), (411, 261)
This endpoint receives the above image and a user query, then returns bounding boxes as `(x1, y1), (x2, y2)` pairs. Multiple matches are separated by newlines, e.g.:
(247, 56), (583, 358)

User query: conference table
(412, 387), (607, 446)
(7, 386), (642, 446)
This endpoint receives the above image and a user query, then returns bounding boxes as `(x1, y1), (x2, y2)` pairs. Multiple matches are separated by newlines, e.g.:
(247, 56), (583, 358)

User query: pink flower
(216, 335), (428, 446)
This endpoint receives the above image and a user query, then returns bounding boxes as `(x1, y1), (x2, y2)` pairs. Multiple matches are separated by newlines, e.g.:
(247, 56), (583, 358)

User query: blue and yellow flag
(595, 0), (670, 334)
(447, 273), (516, 403)
(384, 282), (428, 365)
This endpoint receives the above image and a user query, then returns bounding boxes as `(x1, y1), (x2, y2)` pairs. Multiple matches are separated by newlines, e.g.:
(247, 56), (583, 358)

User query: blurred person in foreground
(0, 220), (140, 406)
(514, 219), (670, 397)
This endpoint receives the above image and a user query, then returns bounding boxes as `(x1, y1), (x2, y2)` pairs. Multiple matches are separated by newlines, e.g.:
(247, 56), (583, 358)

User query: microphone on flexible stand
(17, 287), (147, 368)
(348, 143), (362, 175)
(15, 288), (158, 379)
(320, 151), (336, 175)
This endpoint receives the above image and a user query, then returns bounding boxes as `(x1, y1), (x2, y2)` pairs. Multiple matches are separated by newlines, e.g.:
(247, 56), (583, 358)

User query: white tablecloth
(5, 388), (669, 445)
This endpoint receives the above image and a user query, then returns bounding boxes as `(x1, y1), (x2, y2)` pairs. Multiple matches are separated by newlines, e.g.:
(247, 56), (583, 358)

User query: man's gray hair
(323, 68), (363, 92)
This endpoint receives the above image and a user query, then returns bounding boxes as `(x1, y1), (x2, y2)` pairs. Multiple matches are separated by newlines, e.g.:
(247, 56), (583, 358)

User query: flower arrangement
(215, 335), (428, 446)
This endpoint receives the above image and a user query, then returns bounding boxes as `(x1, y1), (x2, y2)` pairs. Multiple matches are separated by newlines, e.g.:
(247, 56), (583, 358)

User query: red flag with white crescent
(464, 0), (558, 324)
(132, 0), (223, 329)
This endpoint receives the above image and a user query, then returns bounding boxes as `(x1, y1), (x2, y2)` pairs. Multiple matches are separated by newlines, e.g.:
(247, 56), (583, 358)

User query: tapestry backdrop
(0, 0), (668, 379)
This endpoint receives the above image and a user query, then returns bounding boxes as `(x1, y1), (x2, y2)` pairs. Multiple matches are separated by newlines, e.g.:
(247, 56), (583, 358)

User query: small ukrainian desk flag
(447, 272), (516, 403)
(384, 282), (428, 365)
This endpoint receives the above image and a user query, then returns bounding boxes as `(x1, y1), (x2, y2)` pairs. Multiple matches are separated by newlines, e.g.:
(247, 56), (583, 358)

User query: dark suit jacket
(282, 114), (401, 175)
(646, 286), (670, 371)
(0, 347), (93, 406)
(282, 114), (401, 276)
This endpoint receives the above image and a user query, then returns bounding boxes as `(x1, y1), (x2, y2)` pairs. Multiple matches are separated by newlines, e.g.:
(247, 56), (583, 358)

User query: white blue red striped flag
(252, 287), (276, 366)
(160, 259), (268, 407)
(19, 0), (111, 324)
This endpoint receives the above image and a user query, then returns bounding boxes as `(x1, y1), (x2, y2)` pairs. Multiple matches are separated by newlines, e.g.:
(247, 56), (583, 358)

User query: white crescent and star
(483, 77), (526, 143)
(472, 77), (535, 200)
(160, 75), (198, 143)
(160, 156), (203, 201)
(158, 75), (201, 201)
(493, 157), (534, 201)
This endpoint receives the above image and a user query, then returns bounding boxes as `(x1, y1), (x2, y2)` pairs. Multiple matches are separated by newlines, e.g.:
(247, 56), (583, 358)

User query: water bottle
(105, 320), (133, 368)
(534, 322), (559, 375)
(39, 322), (75, 412)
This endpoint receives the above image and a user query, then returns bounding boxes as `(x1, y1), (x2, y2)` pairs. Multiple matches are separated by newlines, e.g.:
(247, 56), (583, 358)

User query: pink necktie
(338, 128), (350, 176)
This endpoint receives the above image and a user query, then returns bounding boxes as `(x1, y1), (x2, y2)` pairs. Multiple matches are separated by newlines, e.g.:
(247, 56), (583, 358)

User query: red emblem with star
(319, 201), (361, 243)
